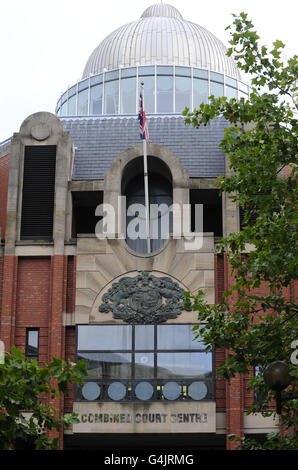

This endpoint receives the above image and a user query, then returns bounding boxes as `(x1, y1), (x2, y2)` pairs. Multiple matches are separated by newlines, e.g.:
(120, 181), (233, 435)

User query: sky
(0, 0), (297, 142)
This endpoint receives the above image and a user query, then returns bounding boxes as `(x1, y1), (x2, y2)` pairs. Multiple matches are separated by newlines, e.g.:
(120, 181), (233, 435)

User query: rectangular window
(26, 329), (39, 361)
(120, 77), (137, 114)
(193, 78), (208, 107)
(21, 146), (56, 240)
(90, 84), (103, 115)
(76, 324), (213, 402)
(77, 88), (88, 115)
(157, 76), (173, 113)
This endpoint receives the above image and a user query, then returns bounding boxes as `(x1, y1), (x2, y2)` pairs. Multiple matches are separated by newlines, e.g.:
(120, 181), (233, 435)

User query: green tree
(183, 12), (298, 450)
(0, 346), (86, 450)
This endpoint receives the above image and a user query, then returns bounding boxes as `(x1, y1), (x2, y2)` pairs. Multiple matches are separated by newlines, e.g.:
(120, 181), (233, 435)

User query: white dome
(82, 3), (241, 80)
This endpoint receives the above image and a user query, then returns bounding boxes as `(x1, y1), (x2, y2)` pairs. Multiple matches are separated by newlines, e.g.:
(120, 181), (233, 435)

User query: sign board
(73, 402), (216, 433)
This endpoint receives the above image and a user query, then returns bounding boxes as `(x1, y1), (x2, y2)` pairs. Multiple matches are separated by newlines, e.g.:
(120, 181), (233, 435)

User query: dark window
(190, 189), (222, 237)
(26, 329), (39, 361)
(122, 157), (173, 254)
(72, 191), (103, 236)
(76, 324), (213, 403)
(21, 146), (56, 240)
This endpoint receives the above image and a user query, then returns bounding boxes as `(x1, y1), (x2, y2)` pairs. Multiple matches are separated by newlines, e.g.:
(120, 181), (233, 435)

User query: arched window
(122, 156), (173, 254)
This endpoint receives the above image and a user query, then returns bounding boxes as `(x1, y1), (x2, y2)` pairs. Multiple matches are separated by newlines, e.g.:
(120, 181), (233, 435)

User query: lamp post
(263, 361), (291, 414)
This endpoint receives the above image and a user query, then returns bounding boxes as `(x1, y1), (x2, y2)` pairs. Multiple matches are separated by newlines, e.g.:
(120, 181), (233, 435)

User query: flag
(138, 91), (149, 142)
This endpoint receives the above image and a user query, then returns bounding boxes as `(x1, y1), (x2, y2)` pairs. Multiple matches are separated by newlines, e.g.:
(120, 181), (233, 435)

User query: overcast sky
(0, 0), (296, 142)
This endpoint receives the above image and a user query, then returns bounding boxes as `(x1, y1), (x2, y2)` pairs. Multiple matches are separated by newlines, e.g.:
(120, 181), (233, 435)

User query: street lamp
(263, 361), (291, 414)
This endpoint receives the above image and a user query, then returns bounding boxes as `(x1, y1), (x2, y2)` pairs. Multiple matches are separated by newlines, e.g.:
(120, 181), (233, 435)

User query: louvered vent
(21, 146), (56, 240)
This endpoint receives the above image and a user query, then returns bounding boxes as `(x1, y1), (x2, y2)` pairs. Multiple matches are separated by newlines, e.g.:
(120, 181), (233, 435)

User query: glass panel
(78, 352), (132, 379)
(68, 85), (77, 97)
(90, 84), (103, 115)
(61, 92), (68, 103)
(91, 74), (103, 86)
(121, 67), (136, 78)
(188, 381), (207, 400)
(193, 78), (208, 107)
(105, 70), (119, 81)
(193, 68), (208, 79)
(82, 382), (101, 400)
(210, 72), (224, 83)
(120, 77), (136, 114)
(78, 325), (132, 350)
(157, 352), (212, 378)
(77, 88), (88, 115)
(163, 382), (181, 400)
(226, 86), (237, 100)
(157, 76), (173, 113)
(108, 382), (126, 400)
(28, 330), (39, 349)
(135, 325), (154, 350)
(157, 325), (205, 350)
(226, 76), (237, 88)
(135, 382), (154, 400)
(157, 66), (173, 75)
(175, 66), (191, 77)
(210, 81), (224, 98)
(78, 79), (89, 91)
(68, 94), (76, 115)
(135, 353), (154, 378)
(60, 101), (68, 115)
(104, 80), (119, 114)
(175, 76), (191, 112)
(138, 76), (155, 113)
(239, 81), (248, 93)
(139, 66), (155, 76)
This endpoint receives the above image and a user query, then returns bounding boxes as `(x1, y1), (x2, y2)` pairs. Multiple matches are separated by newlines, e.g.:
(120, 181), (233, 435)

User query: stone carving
(99, 271), (187, 323)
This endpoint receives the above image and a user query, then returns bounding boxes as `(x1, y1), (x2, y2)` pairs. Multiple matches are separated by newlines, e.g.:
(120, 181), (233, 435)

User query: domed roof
(82, 3), (241, 80)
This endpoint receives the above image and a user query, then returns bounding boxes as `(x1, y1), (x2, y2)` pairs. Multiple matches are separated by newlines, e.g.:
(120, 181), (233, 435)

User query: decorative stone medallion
(99, 271), (187, 323)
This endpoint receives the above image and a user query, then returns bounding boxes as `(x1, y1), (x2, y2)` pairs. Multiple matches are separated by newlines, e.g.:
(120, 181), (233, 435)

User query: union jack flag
(138, 91), (149, 142)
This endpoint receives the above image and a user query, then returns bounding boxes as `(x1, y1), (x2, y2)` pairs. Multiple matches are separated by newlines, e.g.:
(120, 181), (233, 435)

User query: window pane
(139, 66), (155, 76)
(68, 85), (76, 97)
(27, 330), (38, 358)
(175, 66), (191, 77)
(78, 325), (132, 350)
(157, 352), (212, 378)
(121, 67), (136, 78)
(135, 353), (154, 378)
(157, 325), (205, 350)
(226, 76), (237, 88)
(157, 66), (173, 75)
(90, 84), (103, 115)
(91, 74), (103, 86)
(239, 81), (248, 93)
(68, 94), (76, 115)
(175, 76), (191, 112)
(210, 72), (224, 83)
(77, 88), (88, 115)
(210, 81), (224, 98)
(135, 325), (154, 350)
(105, 70), (119, 81)
(78, 79), (89, 92)
(157, 76), (173, 113)
(193, 68), (208, 79)
(138, 76), (155, 113)
(121, 77), (136, 114)
(193, 78), (208, 107)
(78, 352), (132, 379)
(226, 85), (237, 100)
(60, 101), (68, 115)
(104, 80), (119, 114)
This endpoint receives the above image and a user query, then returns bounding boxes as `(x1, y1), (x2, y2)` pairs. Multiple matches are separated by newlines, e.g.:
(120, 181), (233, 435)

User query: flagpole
(141, 82), (151, 254)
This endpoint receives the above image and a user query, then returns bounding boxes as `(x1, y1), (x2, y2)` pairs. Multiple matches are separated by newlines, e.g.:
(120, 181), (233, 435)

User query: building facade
(0, 3), (279, 450)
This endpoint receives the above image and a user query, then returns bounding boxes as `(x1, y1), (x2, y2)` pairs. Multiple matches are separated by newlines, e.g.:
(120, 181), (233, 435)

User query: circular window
(188, 381), (208, 400)
(108, 382), (126, 401)
(163, 382), (181, 401)
(135, 382), (154, 401)
(82, 382), (101, 401)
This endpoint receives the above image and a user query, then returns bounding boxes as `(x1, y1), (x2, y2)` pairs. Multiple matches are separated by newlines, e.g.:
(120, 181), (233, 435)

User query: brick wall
(0, 154), (10, 239)
(15, 257), (51, 363)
